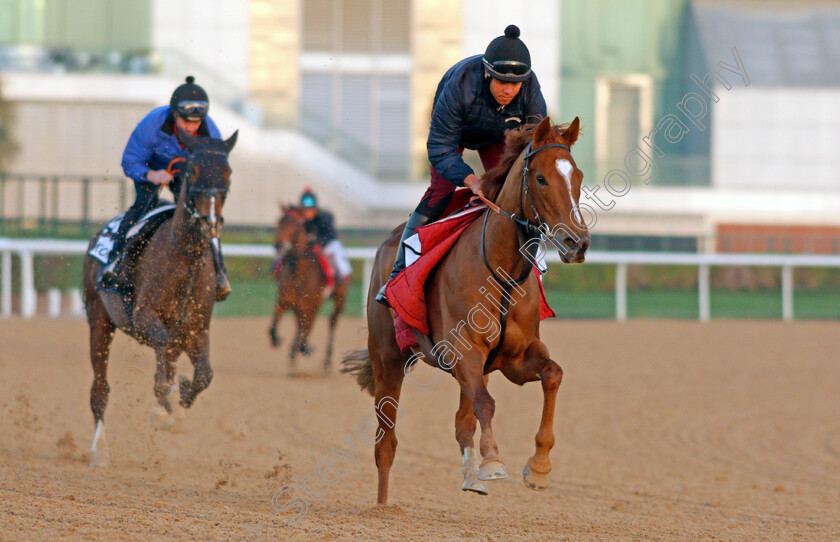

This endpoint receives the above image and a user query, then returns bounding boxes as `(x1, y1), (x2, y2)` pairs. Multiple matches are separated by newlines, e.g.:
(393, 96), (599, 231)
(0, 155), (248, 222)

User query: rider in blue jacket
(376, 25), (547, 305)
(99, 76), (231, 301)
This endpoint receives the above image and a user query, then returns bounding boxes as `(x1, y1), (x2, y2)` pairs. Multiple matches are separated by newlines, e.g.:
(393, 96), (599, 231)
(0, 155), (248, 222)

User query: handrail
(3, 237), (840, 320)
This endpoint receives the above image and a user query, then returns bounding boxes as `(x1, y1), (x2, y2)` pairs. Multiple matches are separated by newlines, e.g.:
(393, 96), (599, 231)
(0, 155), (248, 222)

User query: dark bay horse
(269, 206), (347, 373)
(342, 117), (589, 503)
(82, 130), (238, 466)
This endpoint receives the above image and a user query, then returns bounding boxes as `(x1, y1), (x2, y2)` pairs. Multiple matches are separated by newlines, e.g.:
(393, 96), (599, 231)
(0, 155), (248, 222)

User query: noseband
(479, 141), (573, 284)
(519, 141), (571, 242)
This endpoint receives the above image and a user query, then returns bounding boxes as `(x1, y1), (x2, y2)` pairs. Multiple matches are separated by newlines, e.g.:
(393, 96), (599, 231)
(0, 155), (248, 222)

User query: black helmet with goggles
(170, 76), (209, 121)
(482, 25), (532, 83)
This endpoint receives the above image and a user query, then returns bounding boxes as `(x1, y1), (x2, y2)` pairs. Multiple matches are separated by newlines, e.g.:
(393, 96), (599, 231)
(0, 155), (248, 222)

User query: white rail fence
(2, 237), (840, 321)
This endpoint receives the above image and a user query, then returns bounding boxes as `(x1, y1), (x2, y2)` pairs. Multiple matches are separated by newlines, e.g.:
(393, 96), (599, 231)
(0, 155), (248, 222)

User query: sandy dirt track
(1, 317), (839, 541)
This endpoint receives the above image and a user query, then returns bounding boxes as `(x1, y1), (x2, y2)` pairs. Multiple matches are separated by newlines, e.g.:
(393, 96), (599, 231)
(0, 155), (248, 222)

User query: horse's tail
(340, 349), (375, 396)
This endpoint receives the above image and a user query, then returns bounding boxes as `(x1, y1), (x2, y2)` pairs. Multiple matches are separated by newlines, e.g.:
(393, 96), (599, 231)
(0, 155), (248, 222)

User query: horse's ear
(224, 130), (239, 154)
(561, 117), (580, 146)
(533, 117), (553, 146)
(179, 130), (199, 152)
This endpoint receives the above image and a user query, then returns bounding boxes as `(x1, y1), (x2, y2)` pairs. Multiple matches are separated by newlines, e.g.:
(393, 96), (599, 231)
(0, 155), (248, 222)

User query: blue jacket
(121, 105), (222, 183)
(427, 55), (547, 187)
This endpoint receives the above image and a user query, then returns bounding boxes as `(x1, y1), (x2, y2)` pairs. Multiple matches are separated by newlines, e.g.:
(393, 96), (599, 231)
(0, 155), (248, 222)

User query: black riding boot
(98, 212), (139, 290)
(211, 238), (231, 302)
(375, 212), (430, 307)
(99, 182), (158, 290)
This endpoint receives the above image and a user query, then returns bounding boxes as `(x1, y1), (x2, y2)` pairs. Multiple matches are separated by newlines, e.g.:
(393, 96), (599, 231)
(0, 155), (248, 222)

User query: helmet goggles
(176, 100), (208, 120)
(482, 58), (531, 83)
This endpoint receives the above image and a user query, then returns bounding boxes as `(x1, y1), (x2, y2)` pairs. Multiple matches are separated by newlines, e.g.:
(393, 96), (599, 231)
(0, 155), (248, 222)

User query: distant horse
(82, 130), (238, 466)
(269, 205), (347, 373)
(342, 117), (589, 503)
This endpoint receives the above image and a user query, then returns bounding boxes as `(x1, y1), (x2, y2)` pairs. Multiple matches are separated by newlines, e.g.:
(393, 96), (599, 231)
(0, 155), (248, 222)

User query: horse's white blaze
(556, 159), (583, 224)
(209, 196), (216, 224)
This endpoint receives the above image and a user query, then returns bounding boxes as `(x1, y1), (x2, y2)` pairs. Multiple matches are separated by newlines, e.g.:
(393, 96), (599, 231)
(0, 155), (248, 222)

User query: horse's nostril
(563, 237), (579, 250)
(580, 239), (590, 253)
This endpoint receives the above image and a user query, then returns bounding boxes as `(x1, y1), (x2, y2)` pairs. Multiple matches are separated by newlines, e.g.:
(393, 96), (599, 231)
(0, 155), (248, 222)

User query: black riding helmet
(482, 25), (532, 83)
(170, 76), (209, 121)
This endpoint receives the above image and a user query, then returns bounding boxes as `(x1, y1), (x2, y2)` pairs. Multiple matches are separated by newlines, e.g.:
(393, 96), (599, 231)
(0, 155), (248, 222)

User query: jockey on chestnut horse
(343, 26), (590, 503)
(269, 190), (351, 373)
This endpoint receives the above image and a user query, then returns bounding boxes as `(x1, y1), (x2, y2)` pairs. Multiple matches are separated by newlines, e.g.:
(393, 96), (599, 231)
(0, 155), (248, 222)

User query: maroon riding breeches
(416, 139), (506, 220)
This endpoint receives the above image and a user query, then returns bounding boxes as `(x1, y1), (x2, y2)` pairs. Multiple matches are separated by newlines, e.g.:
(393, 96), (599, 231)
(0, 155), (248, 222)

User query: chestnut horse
(82, 130), (238, 466)
(269, 206), (347, 373)
(342, 117), (589, 503)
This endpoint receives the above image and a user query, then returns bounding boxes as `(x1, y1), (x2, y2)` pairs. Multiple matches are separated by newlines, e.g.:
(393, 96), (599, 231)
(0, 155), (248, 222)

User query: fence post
(81, 177), (90, 235)
(615, 262), (627, 321)
(20, 250), (36, 318)
(0, 174), (5, 234)
(47, 288), (62, 318)
(362, 257), (373, 315)
(39, 176), (47, 228)
(1, 250), (11, 317)
(17, 175), (25, 229)
(782, 265), (793, 322)
(120, 177), (128, 211)
(52, 177), (60, 233)
(68, 288), (85, 318)
(698, 264), (710, 322)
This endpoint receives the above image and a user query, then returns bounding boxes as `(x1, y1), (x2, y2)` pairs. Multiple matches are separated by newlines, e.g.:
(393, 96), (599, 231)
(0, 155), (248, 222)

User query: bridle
(477, 141), (573, 286)
(167, 151), (230, 231)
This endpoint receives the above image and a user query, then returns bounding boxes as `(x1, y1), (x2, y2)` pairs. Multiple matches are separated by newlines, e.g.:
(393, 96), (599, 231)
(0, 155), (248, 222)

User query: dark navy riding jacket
(121, 105), (222, 184)
(304, 210), (337, 247)
(427, 55), (547, 187)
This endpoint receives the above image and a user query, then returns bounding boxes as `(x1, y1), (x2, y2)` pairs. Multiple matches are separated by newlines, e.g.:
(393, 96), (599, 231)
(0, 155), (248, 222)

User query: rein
(475, 141), (571, 251)
(478, 141), (570, 374)
(417, 139), (575, 376)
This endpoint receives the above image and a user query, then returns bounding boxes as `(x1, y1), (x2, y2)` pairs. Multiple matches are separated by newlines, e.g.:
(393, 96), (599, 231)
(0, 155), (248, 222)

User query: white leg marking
(461, 447), (488, 494)
(90, 420), (109, 467)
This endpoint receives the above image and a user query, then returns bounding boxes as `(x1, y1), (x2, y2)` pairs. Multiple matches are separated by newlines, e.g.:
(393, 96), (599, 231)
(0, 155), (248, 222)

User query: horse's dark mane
(481, 121), (573, 199)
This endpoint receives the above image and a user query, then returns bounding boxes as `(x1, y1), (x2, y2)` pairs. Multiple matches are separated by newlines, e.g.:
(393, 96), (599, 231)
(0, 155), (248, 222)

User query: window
(595, 75), (653, 177)
(300, 0), (411, 179)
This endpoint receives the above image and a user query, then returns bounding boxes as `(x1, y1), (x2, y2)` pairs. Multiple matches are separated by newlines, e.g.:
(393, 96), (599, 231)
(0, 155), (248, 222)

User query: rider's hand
(146, 169), (173, 186)
(463, 174), (487, 200)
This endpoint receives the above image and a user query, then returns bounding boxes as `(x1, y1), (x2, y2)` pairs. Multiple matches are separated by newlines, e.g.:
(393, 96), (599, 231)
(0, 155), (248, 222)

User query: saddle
(385, 191), (555, 354)
(90, 201), (177, 296)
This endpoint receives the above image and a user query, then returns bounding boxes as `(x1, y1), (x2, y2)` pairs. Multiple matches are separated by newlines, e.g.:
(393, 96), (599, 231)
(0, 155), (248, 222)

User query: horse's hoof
(150, 405), (175, 431)
(522, 463), (550, 491)
(89, 453), (109, 468)
(478, 460), (507, 481)
(462, 476), (489, 495)
(89, 445), (110, 467)
(299, 344), (313, 356)
(170, 382), (187, 433)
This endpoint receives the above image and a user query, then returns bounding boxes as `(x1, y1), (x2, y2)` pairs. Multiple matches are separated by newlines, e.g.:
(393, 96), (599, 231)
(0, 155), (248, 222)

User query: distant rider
(299, 189), (352, 283)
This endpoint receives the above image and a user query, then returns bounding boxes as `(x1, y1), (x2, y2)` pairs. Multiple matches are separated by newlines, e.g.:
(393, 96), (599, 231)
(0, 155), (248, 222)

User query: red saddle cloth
(384, 195), (555, 354)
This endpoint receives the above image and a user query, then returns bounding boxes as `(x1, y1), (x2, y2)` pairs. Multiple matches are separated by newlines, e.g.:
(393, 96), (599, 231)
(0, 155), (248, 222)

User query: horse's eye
(536, 174), (548, 186)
